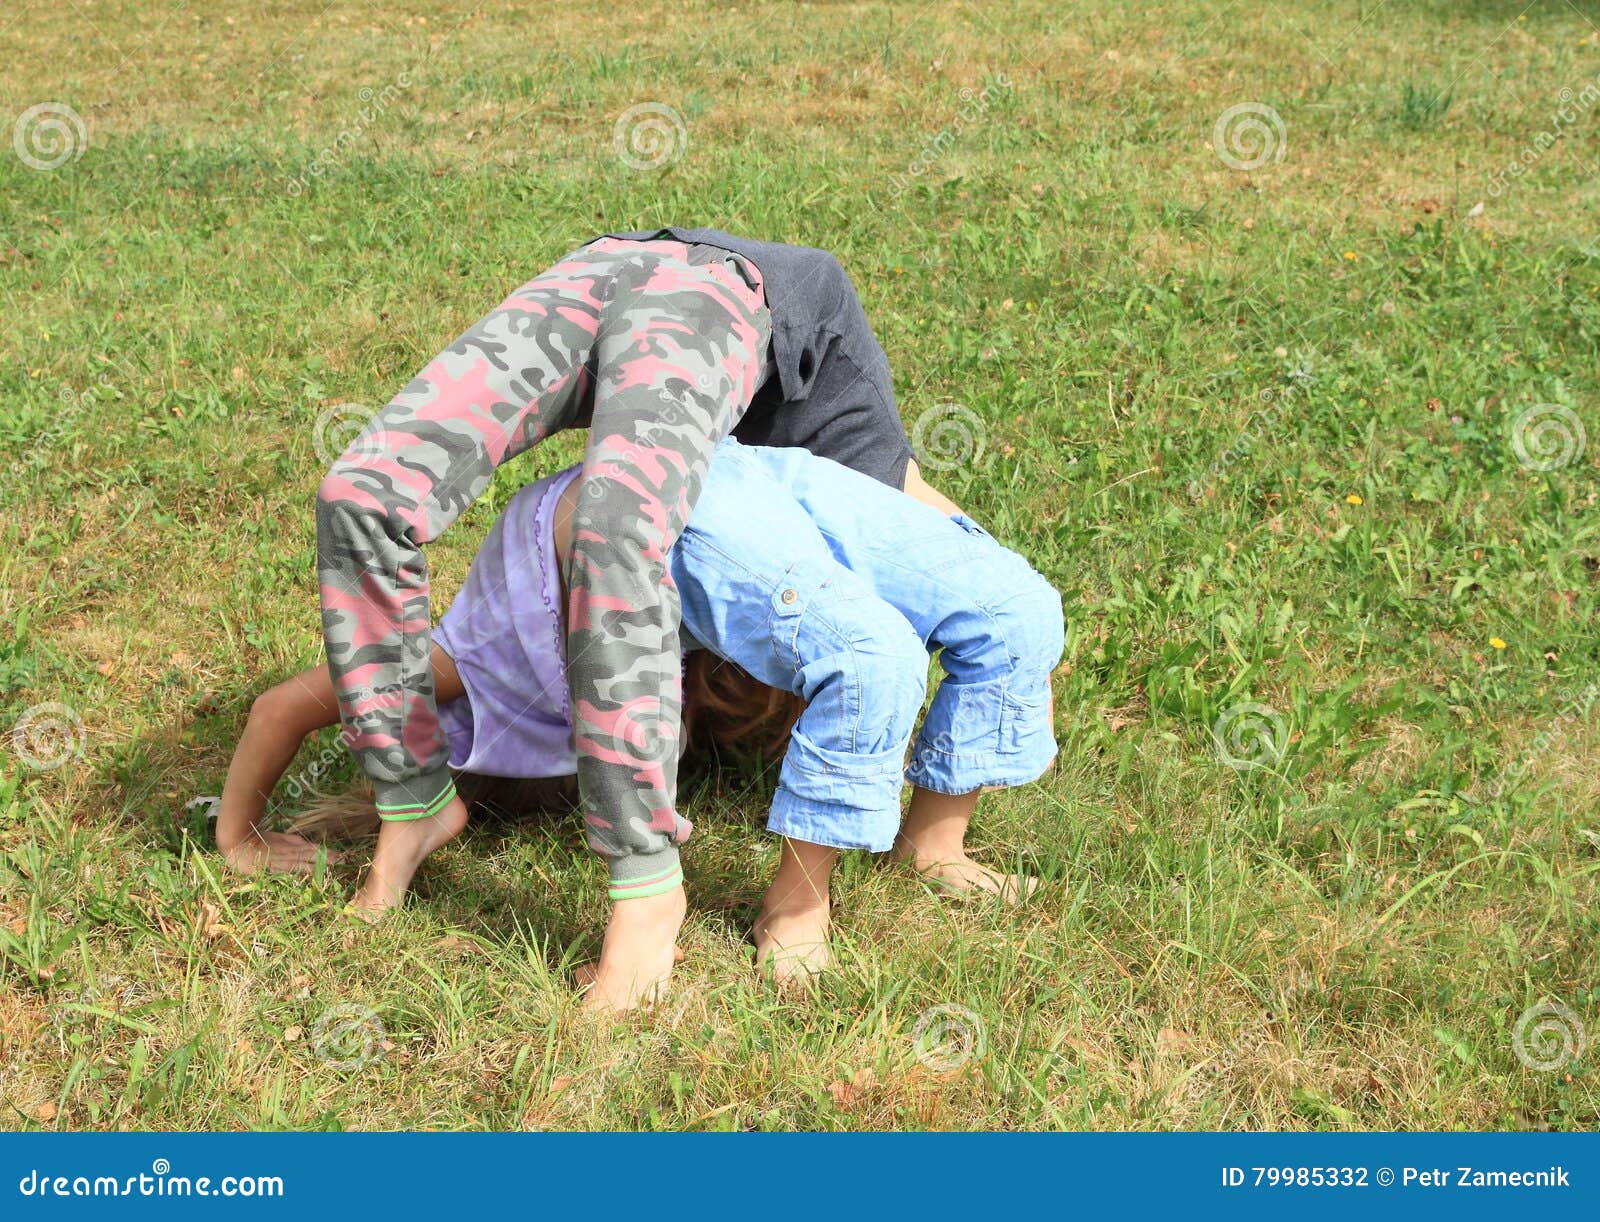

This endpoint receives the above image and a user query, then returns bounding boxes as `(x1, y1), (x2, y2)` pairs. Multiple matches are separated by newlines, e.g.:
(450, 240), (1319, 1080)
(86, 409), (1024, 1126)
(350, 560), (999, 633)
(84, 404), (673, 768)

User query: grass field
(2, 0), (1599, 1131)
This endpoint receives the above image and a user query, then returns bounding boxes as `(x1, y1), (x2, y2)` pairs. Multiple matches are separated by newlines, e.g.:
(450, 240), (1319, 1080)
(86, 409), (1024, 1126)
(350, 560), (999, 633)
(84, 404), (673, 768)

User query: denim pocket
(998, 685), (1051, 756)
(768, 560), (846, 620)
(767, 561), (851, 671)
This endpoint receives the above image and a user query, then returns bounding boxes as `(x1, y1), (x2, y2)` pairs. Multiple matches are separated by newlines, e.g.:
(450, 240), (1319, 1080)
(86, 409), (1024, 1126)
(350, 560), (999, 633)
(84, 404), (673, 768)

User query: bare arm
(901, 458), (965, 518)
(215, 664), (344, 874)
(216, 649), (467, 874)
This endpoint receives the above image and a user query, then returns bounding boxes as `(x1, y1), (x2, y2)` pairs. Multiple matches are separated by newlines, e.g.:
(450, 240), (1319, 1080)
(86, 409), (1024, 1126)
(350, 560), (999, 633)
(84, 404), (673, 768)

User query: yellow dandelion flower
(1489, 638), (1507, 650)
(1345, 493), (1363, 505)
(1342, 250), (1357, 261)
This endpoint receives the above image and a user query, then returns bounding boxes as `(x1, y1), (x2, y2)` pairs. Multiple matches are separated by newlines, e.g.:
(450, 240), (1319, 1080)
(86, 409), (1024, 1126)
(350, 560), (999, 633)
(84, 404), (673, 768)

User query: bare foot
(575, 945), (685, 991)
(351, 796), (469, 916)
(754, 900), (831, 987)
(894, 789), (1037, 903)
(753, 839), (837, 989)
(894, 847), (1039, 905)
(580, 885), (687, 1013)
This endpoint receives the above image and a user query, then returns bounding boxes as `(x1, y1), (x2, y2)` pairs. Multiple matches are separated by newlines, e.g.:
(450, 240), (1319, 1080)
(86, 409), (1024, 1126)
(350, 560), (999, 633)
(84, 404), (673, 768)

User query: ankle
(760, 885), (829, 922)
(609, 881), (687, 924)
(602, 884), (687, 955)
(760, 839), (837, 920)
(893, 834), (967, 867)
(760, 865), (831, 917)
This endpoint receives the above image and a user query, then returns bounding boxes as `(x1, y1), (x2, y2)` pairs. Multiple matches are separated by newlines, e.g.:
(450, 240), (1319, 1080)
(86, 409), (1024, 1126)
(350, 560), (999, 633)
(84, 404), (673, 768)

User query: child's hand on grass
(221, 830), (340, 876)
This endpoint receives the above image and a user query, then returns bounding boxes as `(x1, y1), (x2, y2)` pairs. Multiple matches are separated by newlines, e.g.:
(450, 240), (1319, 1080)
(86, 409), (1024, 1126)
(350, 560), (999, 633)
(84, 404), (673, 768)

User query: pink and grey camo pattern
(315, 237), (772, 892)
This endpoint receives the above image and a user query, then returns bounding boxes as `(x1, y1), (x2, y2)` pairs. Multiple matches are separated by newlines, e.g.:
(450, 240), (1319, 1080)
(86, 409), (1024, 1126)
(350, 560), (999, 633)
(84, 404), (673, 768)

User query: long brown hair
(292, 655), (801, 839)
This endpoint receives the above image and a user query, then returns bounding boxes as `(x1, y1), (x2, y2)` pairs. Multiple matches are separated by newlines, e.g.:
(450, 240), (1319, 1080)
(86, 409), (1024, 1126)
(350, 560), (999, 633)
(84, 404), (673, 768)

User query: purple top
(432, 465), (582, 777)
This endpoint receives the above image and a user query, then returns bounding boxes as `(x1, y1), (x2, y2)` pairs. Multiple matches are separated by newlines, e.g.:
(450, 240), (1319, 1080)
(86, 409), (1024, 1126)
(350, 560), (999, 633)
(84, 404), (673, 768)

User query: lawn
(1, 0), (1597, 1131)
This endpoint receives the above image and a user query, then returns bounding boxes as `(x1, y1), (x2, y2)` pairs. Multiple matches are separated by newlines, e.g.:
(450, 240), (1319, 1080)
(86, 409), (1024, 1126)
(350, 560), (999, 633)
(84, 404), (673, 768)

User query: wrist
(219, 833), (265, 872)
(214, 820), (249, 853)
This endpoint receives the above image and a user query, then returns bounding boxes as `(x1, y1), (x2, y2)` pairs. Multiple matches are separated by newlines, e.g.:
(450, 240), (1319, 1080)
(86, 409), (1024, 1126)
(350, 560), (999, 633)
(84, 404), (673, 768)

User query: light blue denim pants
(673, 438), (1063, 852)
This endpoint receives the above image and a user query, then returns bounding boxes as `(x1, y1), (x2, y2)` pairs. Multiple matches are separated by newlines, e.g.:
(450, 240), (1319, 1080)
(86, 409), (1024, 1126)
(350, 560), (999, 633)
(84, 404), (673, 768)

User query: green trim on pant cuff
(376, 781), (458, 822)
(607, 866), (684, 901)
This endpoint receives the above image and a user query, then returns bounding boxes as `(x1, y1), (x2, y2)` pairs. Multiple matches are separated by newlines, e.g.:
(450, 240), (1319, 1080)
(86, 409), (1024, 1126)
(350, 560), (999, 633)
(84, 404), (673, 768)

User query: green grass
(2, 0), (1599, 1131)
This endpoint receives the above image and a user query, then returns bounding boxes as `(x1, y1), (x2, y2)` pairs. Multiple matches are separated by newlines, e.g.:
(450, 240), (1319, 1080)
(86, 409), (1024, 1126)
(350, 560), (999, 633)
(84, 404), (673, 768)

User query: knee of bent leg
(989, 569), (1065, 686)
(836, 600), (929, 754)
(569, 474), (676, 569)
(316, 465), (357, 516)
(315, 466), (383, 543)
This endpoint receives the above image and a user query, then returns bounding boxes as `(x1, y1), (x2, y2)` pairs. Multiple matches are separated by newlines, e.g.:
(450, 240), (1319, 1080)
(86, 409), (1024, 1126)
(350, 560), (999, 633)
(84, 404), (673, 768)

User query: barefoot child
(316, 229), (946, 1010)
(669, 439), (1062, 981)
(223, 438), (1062, 992)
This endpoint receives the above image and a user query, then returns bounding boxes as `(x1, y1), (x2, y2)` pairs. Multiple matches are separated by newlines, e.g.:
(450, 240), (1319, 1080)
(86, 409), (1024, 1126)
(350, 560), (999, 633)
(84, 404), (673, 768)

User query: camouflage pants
(315, 237), (773, 898)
